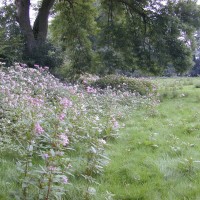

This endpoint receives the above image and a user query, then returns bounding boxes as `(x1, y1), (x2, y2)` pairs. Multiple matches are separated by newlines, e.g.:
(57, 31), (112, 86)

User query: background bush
(90, 75), (156, 95)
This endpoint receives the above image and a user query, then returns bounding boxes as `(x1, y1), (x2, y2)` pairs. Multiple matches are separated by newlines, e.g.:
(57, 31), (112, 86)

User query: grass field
(1, 76), (200, 199)
(98, 77), (200, 200)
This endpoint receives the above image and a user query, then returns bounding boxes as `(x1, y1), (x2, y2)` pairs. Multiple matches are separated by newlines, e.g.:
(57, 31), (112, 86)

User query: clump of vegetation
(195, 83), (200, 88)
(0, 64), (149, 199)
(90, 75), (156, 95)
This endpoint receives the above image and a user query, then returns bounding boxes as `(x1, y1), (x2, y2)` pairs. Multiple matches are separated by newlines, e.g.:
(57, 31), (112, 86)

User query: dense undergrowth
(0, 65), (156, 199)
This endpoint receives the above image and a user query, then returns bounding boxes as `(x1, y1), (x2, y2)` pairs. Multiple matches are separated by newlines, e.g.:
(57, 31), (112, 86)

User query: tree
(50, 0), (98, 75)
(50, 0), (200, 75)
(1, 0), (199, 74)
(15, 0), (55, 57)
(0, 2), (24, 65)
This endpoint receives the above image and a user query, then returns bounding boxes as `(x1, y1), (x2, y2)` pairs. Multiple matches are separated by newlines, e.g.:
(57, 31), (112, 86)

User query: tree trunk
(33, 0), (55, 45)
(15, 0), (55, 56)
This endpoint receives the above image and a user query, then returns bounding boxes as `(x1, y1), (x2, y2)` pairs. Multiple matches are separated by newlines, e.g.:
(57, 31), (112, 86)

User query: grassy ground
(98, 78), (200, 200)
(1, 77), (200, 199)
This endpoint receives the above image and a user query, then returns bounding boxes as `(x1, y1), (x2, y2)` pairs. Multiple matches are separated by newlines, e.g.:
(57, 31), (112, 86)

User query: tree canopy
(1, 0), (200, 75)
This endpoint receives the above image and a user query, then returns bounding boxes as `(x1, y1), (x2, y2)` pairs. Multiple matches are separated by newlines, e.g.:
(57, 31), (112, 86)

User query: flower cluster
(59, 133), (69, 146)
(34, 122), (44, 135)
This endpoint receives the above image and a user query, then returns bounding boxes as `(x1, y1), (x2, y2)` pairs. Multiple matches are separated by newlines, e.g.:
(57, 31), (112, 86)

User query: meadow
(98, 77), (200, 200)
(1, 65), (200, 200)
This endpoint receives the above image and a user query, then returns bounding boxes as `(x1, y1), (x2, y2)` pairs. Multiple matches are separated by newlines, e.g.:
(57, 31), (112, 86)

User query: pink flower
(113, 121), (119, 129)
(59, 133), (69, 146)
(20, 63), (27, 68)
(83, 80), (88, 84)
(111, 118), (119, 129)
(39, 68), (45, 73)
(59, 113), (66, 121)
(87, 86), (96, 94)
(27, 97), (44, 106)
(60, 98), (72, 108)
(34, 122), (44, 135)
(34, 64), (39, 69)
(42, 153), (49, 159)
(62, 176), (68, 184)
(44, 66), (49, 70)
(48, 166), (57, 171)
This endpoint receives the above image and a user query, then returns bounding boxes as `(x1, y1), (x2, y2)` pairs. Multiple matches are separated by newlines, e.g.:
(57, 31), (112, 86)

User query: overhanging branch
(115, 0), (150, 34)
(116, 0), (147, 19)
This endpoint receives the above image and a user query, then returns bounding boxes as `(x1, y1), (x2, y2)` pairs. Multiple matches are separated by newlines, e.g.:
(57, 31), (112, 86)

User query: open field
(1, 71), (200, 199)
(98, 77), (200, 200)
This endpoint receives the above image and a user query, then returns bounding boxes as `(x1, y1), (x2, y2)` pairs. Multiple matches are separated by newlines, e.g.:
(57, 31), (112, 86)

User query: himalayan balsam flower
(42, 153), (49, 159)
(27, 97), (44, 106)
(34, 64), (39, 69)
(87, 86), (97, 94)
(48, 166), (57, 171)
(112, 118), (119, 129)
(34, 122), (44, 135)
(59, 133), (69, 146)
(60, 98), (73, 108)
(62, 176), (68, 184)
(44, 66), (49, 70)
(20, 63), (27, 68)
(69, 85), (78, 94)
(113, 121), (119, 129)
(83, 80), (88, 84)
(59, 113), (66, 121)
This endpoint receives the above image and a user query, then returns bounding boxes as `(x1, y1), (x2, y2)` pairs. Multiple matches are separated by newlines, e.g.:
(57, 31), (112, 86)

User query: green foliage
(51, 0), (98, 74)
(23, 40), (64, 69)
(1, 0), (200, 74)
(0, 3), (24, 65)
(50, 0), (200, 76)
(90, 75), (155, 95)
(0, 2), (64, 68)
(0, 65), (144, 199)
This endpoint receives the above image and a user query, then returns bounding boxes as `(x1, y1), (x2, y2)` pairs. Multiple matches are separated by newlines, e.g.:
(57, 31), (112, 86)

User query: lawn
(98, 77), (200, 200)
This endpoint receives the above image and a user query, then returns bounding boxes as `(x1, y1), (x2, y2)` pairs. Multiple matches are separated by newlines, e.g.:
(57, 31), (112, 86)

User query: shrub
(90, 75), (156, 95)
(195, 83), (200, 88)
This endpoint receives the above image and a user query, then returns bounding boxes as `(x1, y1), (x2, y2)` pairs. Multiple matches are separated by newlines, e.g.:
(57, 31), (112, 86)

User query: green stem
(22, 156), (29, 200)
(45, 171), (52, 200)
